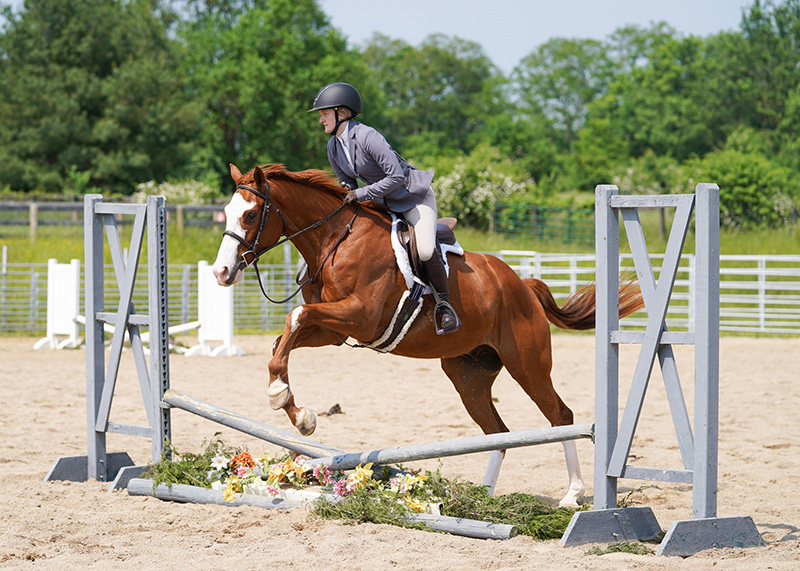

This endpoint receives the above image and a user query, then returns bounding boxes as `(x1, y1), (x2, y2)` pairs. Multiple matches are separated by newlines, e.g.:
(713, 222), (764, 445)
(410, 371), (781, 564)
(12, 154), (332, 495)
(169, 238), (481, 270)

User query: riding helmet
(308, 82), (362, 117)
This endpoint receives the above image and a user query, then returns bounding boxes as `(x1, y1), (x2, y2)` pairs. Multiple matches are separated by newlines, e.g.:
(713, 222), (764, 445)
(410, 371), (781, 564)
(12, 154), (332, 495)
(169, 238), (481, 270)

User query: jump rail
(162, 388), (343, 459)
(303, 424), (594, 472)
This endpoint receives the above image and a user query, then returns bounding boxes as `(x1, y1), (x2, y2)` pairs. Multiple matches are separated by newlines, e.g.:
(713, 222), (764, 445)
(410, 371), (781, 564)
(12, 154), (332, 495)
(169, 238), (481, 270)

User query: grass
(2, 215), (798, 266)
(585, 542), (655, 556)
(313, 469), (581, 540)
(141, 436), (583, 540)
(141, 434), (240, 489)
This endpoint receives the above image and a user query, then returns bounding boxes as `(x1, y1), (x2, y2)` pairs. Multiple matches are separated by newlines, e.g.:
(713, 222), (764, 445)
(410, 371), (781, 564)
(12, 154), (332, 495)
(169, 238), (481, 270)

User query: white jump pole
(304, 424), (594, 472)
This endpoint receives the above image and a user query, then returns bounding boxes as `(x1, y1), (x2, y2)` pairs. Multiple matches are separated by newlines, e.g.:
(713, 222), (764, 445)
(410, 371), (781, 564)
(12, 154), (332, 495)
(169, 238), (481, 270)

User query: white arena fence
(2, 250), (800, 336)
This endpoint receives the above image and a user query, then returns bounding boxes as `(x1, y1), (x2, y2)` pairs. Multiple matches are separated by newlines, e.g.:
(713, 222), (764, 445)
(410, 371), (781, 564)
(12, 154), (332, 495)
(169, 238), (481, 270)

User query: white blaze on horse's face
(212, 192), (256, 286)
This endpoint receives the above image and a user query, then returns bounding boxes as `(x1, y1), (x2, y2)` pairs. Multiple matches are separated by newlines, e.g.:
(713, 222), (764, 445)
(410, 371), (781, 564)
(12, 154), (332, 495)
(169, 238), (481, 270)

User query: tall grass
(1, 215), (797, 265)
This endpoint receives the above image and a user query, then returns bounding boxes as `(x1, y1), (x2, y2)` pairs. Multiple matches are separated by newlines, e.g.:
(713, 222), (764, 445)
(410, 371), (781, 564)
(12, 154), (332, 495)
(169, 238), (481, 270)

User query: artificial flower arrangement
(208, 449), (438, 513)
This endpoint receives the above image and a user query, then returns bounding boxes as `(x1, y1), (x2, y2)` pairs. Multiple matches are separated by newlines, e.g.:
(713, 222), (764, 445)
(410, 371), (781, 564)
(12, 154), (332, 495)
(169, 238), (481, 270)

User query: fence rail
(0, 201), (225, 239)
(5, 201), (599, 245)
(2, 250), (800, 337)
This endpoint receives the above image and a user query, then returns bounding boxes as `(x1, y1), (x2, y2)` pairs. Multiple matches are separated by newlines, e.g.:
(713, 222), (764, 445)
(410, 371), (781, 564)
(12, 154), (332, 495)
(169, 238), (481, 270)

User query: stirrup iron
(434, 300), (461, 335)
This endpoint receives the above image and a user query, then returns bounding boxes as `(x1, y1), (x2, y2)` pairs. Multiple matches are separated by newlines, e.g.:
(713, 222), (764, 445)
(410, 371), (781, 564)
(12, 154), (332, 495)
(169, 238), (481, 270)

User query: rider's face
(319, 108), (337, 134)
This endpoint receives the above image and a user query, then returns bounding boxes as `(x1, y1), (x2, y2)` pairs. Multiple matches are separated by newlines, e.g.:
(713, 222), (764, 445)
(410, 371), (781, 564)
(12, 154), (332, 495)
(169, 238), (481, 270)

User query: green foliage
(677, 146), (798, 228)
(0, 0), (202, 194)
(585, 542), (655, 556)
(432, 143), (534, 230)
(312, 469), (579, 540)
(423, 471), (580, 540)
(65, 165), (100, 197)
(361, 32), (498, 156)
(311, 485), (427, 531)
(178, 0), (373, 189)
(131, 179), (221, 204)
(512, 37), (615, 153)
(141, 434), (238, 488)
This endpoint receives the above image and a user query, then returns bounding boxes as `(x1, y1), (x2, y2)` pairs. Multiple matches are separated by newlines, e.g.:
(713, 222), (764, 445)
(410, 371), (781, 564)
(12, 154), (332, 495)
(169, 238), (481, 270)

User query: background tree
(360, 33), (498, 159)
(179, 0), (378, 189)
(512, 38), (615, 155)
(0, 0), (200, 194)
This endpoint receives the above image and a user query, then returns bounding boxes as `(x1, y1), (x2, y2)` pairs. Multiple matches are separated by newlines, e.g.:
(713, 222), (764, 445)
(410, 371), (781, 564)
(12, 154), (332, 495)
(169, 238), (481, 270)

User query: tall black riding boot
(422, 251), (461, 335)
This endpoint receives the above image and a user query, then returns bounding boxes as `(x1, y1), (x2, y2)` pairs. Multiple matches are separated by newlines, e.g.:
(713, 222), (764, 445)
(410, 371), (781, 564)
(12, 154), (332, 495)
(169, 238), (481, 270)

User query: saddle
(396, 216), (457, 278)
(354, 216), (460, 353)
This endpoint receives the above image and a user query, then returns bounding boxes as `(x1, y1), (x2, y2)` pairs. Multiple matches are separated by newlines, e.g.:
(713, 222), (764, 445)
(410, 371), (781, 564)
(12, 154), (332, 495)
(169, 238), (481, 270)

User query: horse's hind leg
(440, 347), (508, 435)
(498, 330), (585, 507)
(441, 348), (509, 495)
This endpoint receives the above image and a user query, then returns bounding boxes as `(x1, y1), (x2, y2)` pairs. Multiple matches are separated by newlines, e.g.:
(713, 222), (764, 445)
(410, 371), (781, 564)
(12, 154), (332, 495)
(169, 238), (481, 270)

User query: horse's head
(212, 164), (284, 286)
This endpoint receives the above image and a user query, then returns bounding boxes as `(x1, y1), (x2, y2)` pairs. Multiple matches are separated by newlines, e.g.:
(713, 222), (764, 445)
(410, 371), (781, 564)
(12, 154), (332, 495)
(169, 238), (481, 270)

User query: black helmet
(308, 82), (362, 117)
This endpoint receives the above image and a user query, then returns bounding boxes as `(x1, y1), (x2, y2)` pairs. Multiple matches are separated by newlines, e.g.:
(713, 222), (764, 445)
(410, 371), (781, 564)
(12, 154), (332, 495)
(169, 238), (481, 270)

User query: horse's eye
(245, 211), (257, 223)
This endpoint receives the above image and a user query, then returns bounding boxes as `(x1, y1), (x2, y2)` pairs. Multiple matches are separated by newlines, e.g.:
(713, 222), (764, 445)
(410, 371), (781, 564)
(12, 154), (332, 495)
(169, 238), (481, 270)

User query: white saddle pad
(389, 214), (464, 294)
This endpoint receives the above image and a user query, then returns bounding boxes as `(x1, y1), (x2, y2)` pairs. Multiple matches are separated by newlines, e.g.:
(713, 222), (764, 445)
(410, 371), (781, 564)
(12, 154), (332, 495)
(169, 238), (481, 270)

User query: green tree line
(1, 0), (799, 229)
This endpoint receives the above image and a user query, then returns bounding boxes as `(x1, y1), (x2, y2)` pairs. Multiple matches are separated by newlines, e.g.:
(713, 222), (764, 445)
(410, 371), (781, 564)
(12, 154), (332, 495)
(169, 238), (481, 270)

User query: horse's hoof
(558, 486), (585, 508)
(294, 408), (317, 436)
(267, 379), (291, 410)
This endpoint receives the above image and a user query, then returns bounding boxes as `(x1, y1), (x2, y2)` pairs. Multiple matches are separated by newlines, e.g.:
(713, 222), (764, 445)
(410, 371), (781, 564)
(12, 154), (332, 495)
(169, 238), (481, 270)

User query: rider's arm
(353, 128), (405, 202)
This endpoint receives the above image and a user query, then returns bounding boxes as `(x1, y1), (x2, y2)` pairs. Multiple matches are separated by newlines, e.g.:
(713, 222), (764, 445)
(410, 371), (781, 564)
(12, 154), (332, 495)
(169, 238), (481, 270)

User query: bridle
(222, 181), (357, 303)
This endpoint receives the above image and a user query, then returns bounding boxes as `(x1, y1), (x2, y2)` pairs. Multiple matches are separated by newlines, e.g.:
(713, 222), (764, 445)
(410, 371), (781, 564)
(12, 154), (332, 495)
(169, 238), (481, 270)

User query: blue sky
(2, 0), (755, 74)
(320, 0), (754, 73)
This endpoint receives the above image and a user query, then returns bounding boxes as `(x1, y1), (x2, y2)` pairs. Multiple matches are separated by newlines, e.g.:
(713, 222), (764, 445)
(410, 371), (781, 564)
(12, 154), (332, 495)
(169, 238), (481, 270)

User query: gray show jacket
(327, 120), (434, 212)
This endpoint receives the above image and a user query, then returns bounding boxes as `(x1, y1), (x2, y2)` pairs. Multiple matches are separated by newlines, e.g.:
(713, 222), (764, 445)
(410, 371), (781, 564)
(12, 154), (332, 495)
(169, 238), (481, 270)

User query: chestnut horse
(212, 163), (642, 506)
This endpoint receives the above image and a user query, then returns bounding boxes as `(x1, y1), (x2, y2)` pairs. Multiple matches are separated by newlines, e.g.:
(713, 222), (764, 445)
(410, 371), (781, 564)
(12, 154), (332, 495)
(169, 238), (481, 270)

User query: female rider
(309, 82), (460, 335)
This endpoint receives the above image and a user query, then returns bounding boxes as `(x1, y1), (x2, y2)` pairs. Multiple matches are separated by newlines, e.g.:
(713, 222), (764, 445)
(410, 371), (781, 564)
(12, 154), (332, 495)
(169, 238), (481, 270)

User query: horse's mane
(258, 163), (387, 214)
(259, 163), (345, 197)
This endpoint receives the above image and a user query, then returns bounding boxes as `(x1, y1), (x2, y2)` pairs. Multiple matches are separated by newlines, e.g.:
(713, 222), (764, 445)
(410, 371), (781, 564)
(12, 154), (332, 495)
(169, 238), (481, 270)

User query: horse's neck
(276, 186), (351, 267)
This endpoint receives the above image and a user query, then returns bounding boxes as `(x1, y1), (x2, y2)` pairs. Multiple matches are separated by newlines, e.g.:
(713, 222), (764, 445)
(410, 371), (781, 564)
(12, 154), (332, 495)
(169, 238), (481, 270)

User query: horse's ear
(230, 163), (242, 181)
(253, 165), (266, 189)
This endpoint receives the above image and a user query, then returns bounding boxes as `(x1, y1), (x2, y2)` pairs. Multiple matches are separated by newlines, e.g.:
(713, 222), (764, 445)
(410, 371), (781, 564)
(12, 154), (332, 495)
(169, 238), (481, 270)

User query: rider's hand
(343, 190), (359, 206)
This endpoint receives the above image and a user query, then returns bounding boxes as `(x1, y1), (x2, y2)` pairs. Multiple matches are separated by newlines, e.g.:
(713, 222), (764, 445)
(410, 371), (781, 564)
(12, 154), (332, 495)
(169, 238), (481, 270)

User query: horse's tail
(524, 278), (643, 331)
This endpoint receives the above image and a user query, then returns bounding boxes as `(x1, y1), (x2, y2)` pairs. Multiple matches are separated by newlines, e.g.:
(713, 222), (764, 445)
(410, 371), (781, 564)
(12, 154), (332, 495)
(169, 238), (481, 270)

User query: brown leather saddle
(396, 216), (457, 277)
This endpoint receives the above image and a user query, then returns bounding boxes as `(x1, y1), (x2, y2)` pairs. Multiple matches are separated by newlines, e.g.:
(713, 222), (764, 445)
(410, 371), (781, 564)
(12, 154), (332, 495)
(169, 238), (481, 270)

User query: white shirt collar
(337, 121), (350, 143)
(337, 121), (353, 167)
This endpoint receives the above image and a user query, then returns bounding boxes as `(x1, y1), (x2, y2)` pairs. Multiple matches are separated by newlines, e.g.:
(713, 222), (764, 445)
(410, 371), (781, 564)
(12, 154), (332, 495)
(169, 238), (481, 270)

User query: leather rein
(222, 182), (358, 304)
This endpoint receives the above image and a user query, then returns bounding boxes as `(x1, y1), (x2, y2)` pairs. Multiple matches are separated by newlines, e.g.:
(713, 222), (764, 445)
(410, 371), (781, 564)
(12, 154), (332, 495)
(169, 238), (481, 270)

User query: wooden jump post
(560, 184), (763, 556)
(45, 195), (171, 491)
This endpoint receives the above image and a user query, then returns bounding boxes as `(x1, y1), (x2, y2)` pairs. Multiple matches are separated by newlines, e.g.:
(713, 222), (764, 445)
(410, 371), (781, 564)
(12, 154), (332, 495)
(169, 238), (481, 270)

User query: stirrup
(434, 301), (461, 335)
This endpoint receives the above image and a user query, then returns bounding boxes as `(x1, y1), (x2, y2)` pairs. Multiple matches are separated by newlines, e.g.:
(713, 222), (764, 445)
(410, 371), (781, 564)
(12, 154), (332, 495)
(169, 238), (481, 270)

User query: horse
(211, 163), (643, 507)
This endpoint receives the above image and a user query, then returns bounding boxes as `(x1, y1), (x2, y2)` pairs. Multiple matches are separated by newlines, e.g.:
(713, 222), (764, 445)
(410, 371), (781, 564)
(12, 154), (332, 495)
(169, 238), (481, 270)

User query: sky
(320, 0), (754, 73)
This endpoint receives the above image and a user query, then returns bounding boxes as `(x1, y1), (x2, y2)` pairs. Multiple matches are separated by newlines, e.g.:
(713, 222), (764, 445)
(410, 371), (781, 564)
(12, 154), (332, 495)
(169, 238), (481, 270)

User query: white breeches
(402, 189), (438, 262)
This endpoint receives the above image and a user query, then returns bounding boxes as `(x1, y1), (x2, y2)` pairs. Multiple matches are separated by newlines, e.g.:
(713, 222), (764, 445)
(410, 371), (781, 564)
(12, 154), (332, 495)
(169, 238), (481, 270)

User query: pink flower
(265, 485), (280, 497)
(235, 466), (249, 478)
(333, 479), (349, 496)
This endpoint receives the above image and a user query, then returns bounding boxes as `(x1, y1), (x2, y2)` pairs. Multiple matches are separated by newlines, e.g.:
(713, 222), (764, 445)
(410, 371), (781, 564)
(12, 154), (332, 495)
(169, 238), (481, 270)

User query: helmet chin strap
(331, 107), (348, 137)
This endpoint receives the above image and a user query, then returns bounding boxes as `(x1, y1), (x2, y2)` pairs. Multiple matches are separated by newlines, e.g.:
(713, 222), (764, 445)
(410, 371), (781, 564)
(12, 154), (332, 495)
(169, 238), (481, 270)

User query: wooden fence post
(29, 203), (38, 241)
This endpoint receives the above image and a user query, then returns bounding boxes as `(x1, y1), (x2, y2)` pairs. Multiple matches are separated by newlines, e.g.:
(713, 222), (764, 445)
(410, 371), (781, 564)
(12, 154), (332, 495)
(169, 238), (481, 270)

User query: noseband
(222, 180), (357, 303)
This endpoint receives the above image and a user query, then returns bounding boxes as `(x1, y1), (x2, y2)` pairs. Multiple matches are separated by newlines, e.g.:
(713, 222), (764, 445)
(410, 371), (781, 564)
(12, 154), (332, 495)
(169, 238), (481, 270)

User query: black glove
(343, 190), (359, 205)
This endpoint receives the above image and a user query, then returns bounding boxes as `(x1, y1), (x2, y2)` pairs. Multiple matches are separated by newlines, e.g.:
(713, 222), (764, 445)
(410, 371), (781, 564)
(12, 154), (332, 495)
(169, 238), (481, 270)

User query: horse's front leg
(267, 299), (374, 435)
